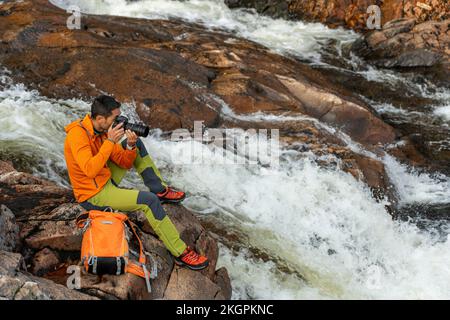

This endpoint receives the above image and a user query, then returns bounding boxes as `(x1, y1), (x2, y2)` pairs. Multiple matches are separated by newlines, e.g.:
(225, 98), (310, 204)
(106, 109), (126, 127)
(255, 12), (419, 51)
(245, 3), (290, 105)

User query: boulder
(0, 160), (74, 219)
(214, 267), (233, 300)
(352, 18), (449, 69)
(163, 267), (225, 300)
(0, 205), (19, 252)
(31, 248), (61, 277)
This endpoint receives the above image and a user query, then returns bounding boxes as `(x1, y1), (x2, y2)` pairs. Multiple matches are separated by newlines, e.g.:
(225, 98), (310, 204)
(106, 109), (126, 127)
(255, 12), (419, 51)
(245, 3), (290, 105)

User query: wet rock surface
(0, 161), (231, 300)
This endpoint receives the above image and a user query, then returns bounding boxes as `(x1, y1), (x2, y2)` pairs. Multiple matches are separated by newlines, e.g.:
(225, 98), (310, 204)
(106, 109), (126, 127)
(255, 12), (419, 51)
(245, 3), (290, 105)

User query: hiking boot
(157, 186), (186, 204)
(174, 247), (209, 271)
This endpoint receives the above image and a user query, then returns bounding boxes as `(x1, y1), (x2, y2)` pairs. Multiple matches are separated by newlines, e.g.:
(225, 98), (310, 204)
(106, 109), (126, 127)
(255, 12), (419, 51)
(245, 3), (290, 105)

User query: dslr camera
(113, 116), (150, 137)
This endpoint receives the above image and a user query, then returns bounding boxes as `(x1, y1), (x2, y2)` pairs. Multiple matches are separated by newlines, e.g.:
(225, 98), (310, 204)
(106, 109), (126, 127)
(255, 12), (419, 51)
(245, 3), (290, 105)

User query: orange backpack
(76, 209), (157, 293)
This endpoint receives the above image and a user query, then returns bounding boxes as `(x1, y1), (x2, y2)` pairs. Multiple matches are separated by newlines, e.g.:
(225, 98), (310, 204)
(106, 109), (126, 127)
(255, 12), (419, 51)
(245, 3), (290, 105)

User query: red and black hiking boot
(174, 247), (209, 271)
(157, 186), (186, 204)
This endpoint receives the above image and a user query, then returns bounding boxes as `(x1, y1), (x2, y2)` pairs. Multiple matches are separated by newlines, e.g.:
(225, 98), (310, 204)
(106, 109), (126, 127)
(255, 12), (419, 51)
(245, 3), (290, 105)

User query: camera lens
(127, 122), (150, 137)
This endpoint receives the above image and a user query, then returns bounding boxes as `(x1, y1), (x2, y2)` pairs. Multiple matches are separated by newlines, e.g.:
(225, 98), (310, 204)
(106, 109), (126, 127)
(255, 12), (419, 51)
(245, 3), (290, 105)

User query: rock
(276, 75), (397, 145)
(346, 154), (398, 206)
(0, 276), (23, 299)
(0, 250), (24, 276)
(0, 0), (219, 132)
(0, 205), (19, 252)
(0, 161), (74, 219)
(0, 250), (95, 300)
(31, 248), (61, 276)
(163, 267), (224, 300)
(13, 281), (50, 300)
(23, 219), (81, 251)
(225, 0), (449, 31)
(79, 272), (151, 300)
(196, 231), (219, 280)
(19, 202), (84, 251)
(225, 0), (290, 19)
(352, 18), (449, 69)
(214, 267), (233, 300)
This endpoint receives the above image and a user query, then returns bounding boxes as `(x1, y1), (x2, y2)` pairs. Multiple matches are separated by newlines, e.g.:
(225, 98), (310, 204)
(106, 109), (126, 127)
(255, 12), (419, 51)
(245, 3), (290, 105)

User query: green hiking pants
(80, 138), (187, 257)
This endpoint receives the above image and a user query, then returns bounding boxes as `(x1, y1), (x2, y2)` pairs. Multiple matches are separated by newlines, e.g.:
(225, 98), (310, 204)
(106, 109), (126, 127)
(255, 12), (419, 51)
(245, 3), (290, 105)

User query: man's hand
(125, 130), (138, 148)
(107, 122), (124, 144)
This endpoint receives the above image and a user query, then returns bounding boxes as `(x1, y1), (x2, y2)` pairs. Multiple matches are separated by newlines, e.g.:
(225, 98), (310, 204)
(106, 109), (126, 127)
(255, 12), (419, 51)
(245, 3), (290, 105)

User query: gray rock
(0, 205), (19, 252)
(0, 250), (23, 276)
(380, 48), (443, 67)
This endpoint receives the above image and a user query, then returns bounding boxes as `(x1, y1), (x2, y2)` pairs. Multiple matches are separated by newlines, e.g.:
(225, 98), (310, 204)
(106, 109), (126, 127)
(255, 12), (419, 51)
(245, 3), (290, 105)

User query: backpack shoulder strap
(124, 219), (146, 264)
(124, 218), (155, 293)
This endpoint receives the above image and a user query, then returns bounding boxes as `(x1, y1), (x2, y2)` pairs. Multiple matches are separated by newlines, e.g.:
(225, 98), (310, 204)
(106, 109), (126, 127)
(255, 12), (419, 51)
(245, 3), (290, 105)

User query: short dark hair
(91, 95), (121, 119)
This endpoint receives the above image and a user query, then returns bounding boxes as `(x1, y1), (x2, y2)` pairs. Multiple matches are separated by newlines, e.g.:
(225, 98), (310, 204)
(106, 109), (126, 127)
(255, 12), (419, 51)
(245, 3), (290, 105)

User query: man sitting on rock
(63, 95), (208, 270)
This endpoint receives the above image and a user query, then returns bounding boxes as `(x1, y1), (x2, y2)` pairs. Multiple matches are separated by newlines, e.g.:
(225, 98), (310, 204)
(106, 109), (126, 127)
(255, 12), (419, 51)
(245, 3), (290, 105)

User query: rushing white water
(0, 83), (89, 186)
(434, 105), (450, 122)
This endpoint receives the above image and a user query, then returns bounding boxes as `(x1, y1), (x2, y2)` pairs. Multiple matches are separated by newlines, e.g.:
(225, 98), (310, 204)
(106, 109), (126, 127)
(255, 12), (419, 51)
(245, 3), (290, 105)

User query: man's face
(96, 108), (121, 132)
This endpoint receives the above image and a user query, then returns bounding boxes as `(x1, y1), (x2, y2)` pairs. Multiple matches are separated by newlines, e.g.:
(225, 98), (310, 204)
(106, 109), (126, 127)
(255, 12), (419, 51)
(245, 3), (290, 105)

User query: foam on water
(383, 154), (450, 206)
(434, 105), (450, 122)
(142, 130), (450, 299)
(202, 91), (450, 208)
(0, 76), (89, 186)
(217, 244), (331, 299)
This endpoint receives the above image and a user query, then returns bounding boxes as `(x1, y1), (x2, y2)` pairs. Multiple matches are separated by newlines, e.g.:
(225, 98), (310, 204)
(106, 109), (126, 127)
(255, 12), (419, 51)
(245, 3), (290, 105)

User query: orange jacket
(64, 114), (137, 203)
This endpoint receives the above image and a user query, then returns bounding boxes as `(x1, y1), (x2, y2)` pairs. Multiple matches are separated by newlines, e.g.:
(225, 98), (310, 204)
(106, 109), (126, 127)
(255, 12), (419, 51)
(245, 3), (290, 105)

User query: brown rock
(276, 75), (397, 145)
(0, 161), (74, 219)
(31, 248), (61, 276)
(0, 0), (219, 132)
(24, 220), (81, 251)
(80, 272), (151, 300)
(215, 267), (233, 300)
(352, 18), (449, 69)
(351, 154), (398, 204)
(163, 267), (223, 300)
(0, 0), (398, 152)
